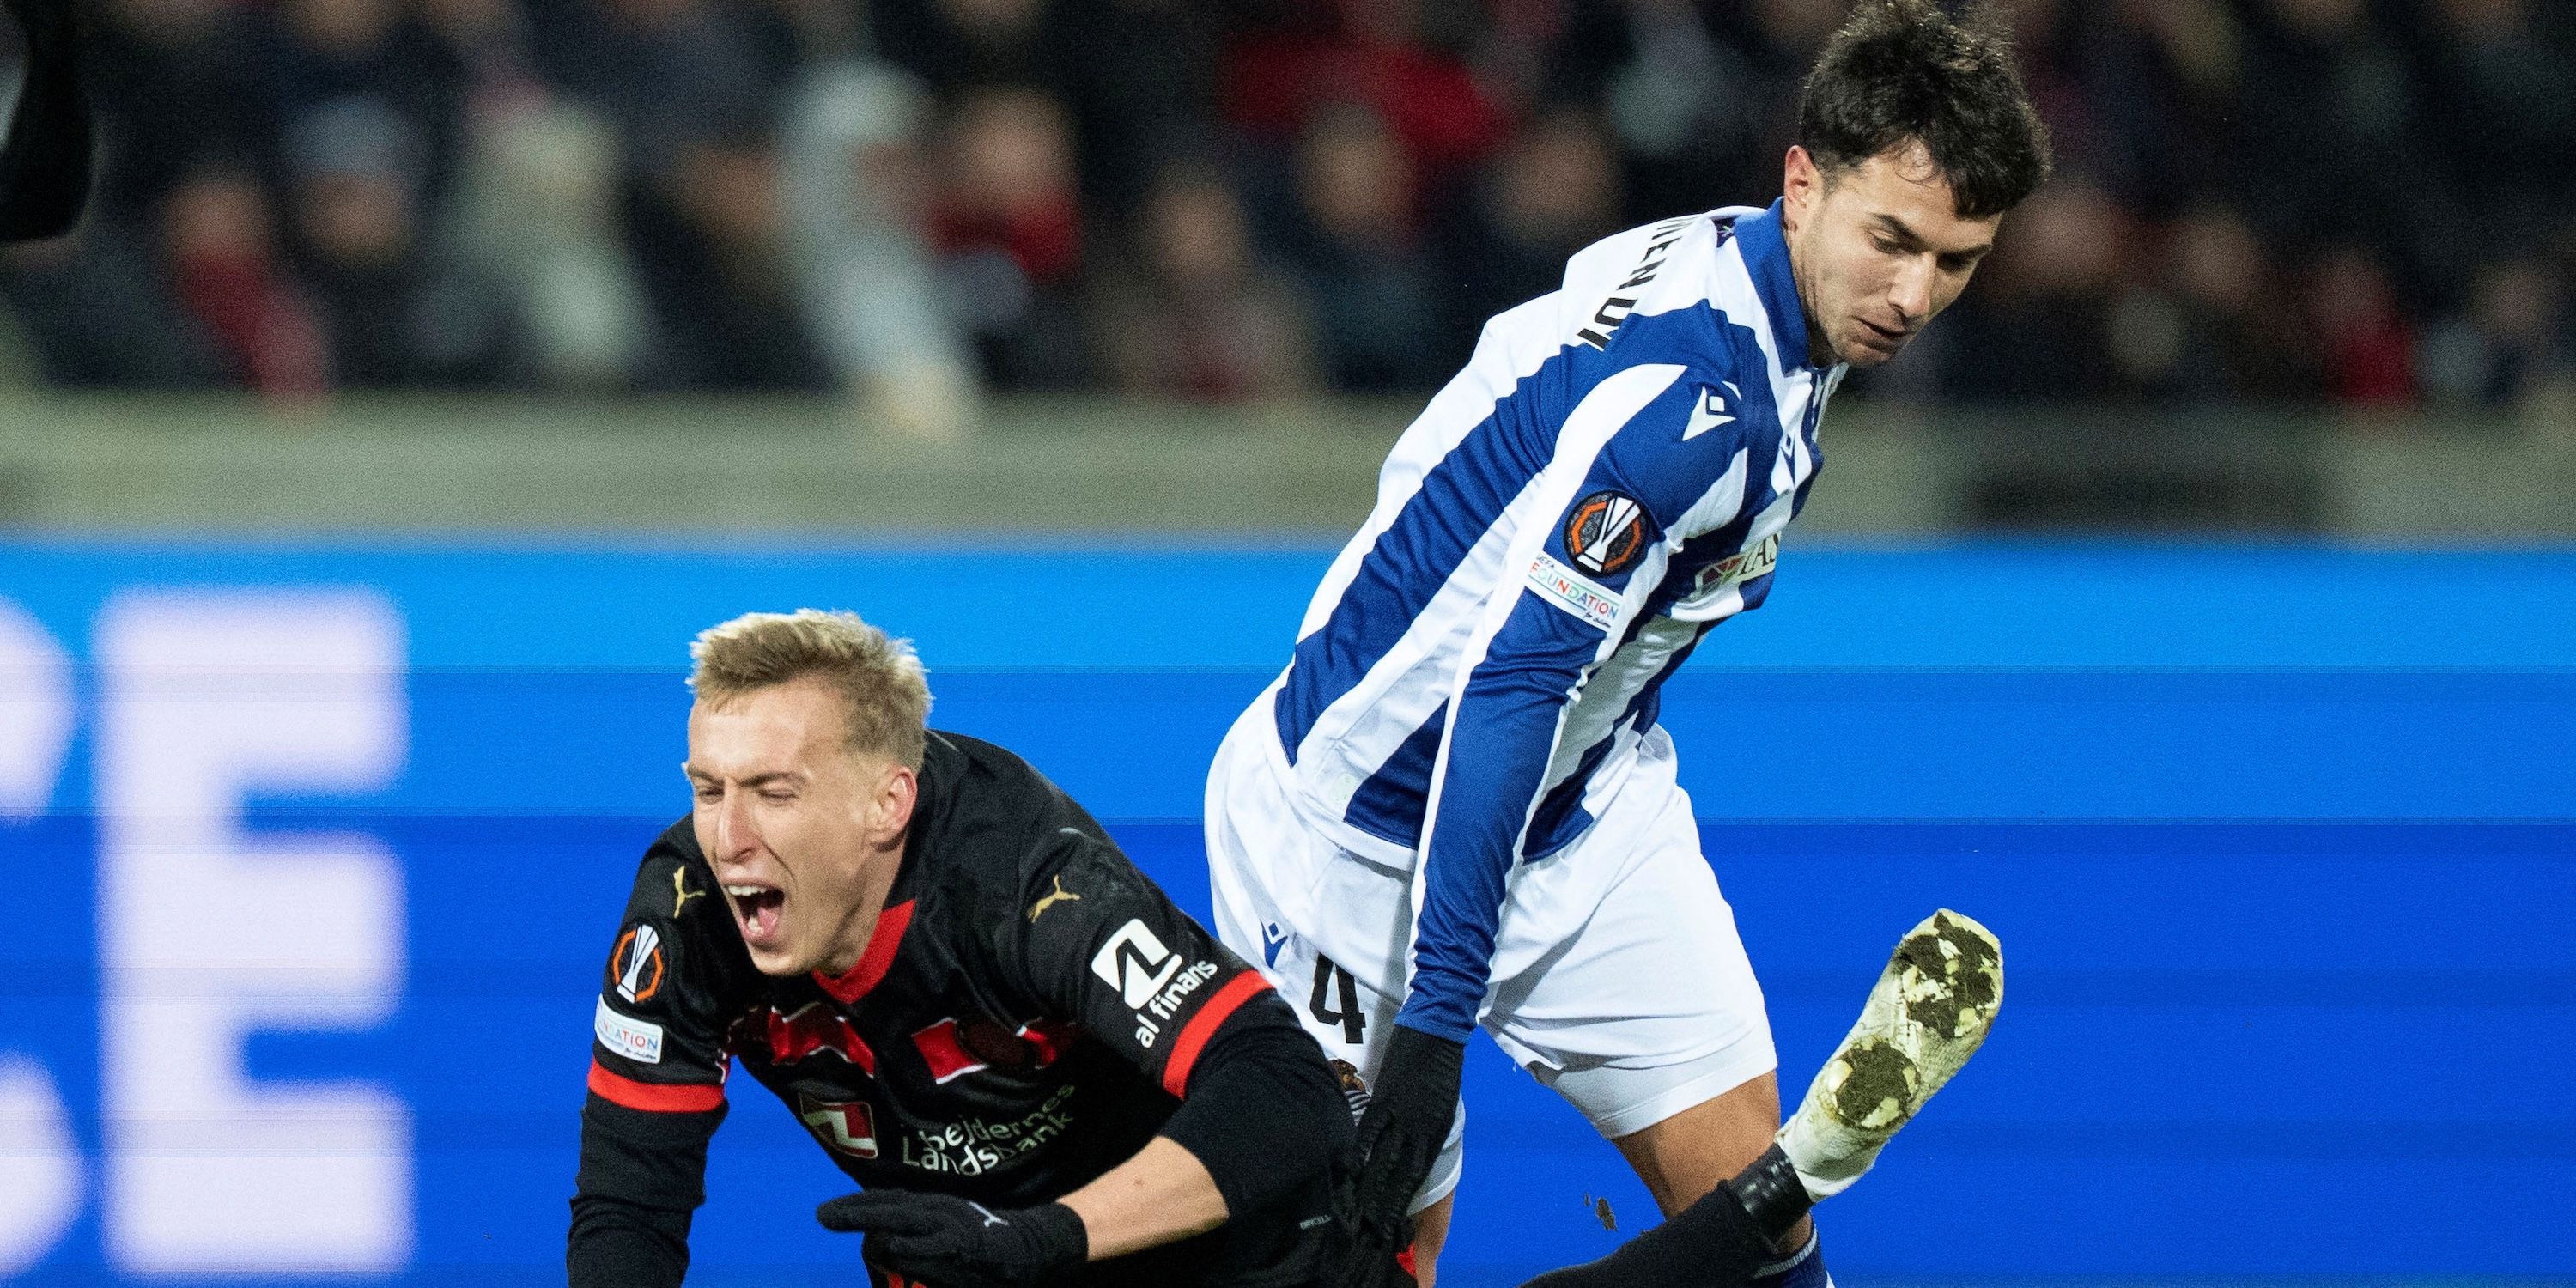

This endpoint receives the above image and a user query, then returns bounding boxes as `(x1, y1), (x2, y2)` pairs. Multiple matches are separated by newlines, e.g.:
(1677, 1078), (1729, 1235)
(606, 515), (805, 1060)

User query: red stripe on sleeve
(587, 1060), (725, 1113)
(1159, 971), (1274, 1097)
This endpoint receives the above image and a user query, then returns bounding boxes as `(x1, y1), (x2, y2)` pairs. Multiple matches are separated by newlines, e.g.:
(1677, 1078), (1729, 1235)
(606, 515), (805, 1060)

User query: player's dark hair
(1796, 0), (2051, 218)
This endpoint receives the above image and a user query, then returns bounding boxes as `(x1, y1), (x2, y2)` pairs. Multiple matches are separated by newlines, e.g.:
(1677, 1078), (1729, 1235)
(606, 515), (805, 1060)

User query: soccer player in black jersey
(568, 610), (1353, 1288)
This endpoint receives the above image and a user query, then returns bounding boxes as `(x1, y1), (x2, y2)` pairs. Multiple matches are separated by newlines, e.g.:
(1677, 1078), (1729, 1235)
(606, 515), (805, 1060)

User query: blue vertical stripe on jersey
(1523, 728), (1621, 857)
(1274, 301), (1731, 768)
(1343, 702), (1449, 847)
(1272, 381), (1560, 763)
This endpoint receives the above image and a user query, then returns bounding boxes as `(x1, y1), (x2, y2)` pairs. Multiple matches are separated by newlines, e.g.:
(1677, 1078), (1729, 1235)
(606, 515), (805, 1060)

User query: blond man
(569, 610), (1352, 1288)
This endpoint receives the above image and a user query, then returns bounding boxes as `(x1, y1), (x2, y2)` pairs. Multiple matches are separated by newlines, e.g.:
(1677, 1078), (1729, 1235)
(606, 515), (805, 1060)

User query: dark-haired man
(570, 610), (1354, 1287)
(1200, 3), (2051, 1286)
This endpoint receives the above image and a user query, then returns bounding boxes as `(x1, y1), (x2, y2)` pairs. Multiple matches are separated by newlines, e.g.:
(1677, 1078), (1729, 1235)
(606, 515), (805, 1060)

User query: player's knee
(1611, 1070), (1783, 1216)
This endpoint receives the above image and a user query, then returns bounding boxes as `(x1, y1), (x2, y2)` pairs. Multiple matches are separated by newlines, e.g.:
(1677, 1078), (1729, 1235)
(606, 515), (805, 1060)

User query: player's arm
(1030, 826), (1349, 1244)
(821, 825), (1351, 1279)
(0, 0), (92, 241)
(568, 835), (747, 1288)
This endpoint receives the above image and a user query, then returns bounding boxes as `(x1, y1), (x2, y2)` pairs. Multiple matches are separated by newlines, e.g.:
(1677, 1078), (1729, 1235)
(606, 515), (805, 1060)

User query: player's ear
(1783, 146), (1821, 232)
(866, 760), (917, 846)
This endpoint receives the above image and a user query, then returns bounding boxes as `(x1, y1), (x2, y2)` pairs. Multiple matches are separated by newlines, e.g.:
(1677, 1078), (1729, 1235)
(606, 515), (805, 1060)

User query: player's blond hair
(688, 610), (932, 769)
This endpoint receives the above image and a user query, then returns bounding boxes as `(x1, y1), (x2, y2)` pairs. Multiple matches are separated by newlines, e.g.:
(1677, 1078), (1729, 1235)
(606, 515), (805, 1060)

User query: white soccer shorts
(1203, 694), (1777, 1212)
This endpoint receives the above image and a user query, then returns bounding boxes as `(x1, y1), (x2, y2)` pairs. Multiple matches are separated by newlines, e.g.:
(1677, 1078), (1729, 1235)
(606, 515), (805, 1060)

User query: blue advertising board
(0, 540), (2571, 1285)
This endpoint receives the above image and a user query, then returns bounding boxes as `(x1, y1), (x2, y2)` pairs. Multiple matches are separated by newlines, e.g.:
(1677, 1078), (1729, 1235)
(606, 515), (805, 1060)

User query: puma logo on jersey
(671, 867), (706, 917)
(1684, 383), (1738, 440)
(1028, 875), (1081, 923)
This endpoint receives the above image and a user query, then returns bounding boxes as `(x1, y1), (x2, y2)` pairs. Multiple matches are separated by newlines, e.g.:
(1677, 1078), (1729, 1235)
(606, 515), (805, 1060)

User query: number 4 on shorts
(1308, 955), (1364, 1046)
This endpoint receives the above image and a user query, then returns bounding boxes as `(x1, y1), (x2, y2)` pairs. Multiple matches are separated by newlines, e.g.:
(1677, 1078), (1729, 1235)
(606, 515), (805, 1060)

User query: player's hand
(1332, 1023), (1464, 1287)
(817, 1190), (1087, 1287)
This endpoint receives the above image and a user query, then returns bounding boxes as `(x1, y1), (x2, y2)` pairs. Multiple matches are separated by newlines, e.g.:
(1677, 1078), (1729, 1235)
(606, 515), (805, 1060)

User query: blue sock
(1750, 1229), (1830, 1288)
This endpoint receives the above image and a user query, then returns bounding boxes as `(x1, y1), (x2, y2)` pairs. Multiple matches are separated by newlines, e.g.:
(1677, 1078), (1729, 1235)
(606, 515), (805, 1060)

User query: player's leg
(1518, 909), (2004, 1288)
(1480, 738), (1825, 1284)
(1610, 1069), (1803, 1240)
(1406, 1192), (1453, 1288)
(1513, 1144), (1801, 1288)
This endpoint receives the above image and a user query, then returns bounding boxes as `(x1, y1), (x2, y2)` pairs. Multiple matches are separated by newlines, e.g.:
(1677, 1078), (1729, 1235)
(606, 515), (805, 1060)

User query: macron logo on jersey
(1685, 383), (1739, 440)
(1091, 920), (1183, 1009)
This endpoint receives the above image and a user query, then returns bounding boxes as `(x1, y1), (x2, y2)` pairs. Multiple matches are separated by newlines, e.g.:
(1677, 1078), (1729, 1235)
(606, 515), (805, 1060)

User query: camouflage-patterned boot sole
(1774, 909), (2003, 1199)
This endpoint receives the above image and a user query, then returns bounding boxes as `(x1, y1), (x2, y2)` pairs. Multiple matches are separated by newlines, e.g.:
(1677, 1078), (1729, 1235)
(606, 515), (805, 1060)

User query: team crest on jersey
(797, 1091), (879, 1159)
(609, 924), (665, 1004)
(1563, 490), (1649, 576)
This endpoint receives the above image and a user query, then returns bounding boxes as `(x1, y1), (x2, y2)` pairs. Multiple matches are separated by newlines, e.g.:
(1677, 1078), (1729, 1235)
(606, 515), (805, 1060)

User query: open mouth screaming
(724, 882), (787, 947)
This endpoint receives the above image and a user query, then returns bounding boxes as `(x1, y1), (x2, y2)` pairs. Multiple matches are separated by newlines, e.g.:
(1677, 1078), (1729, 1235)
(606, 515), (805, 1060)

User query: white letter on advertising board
(97, 591), (411, 1273)
(0, 598), (72, 817)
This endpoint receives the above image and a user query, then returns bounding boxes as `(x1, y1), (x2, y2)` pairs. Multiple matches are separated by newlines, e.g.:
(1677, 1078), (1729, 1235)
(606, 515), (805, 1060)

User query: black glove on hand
(817, 1190), (1087, 1288)
(1332, 1023), (1466, 1288)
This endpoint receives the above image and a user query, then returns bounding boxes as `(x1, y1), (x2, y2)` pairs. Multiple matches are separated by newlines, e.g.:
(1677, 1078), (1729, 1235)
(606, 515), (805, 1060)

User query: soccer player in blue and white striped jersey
(1203, 4), (2051, 1285)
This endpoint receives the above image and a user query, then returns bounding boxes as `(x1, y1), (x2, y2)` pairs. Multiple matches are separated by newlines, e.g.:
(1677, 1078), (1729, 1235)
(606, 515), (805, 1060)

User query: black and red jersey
(570, 731), (1344, 1287)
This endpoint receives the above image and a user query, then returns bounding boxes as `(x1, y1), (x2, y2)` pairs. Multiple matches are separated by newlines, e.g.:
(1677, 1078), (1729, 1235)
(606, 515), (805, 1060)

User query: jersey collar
(815, 897), (914, 1005)
(1733, 199), (1818, 375)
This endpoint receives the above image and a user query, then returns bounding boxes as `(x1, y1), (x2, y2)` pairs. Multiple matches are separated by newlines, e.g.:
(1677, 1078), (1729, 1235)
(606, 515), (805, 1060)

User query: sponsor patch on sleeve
(1526, 551), (1624, 631)
(596, 997), (665, 1065)
(1689, 532), (1780, 597)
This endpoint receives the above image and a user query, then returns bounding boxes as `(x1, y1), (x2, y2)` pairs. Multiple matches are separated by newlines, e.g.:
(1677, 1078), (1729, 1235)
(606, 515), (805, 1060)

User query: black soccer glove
(817, 1190), (1087, 1287)
(1332, 1022), (1465, 1288)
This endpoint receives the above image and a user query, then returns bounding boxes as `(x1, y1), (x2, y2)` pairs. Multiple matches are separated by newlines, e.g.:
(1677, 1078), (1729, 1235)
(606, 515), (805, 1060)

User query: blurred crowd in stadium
(1, 0), (2570, 422)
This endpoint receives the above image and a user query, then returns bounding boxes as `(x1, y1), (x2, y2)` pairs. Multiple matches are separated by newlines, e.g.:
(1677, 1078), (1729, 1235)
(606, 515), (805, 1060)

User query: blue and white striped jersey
(1262, 200), (1844, 1042)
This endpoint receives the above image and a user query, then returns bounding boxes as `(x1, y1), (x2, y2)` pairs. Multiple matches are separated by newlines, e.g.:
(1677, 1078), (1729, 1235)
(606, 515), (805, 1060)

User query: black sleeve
(568, 829), (749, 1287)
(1007, 826), (1283, 1097)
(1005, 826), (1346, 1213)
(1154, 999), (1352, 1219)
(568, 1100), (726, 1288)
(0, 0), (92, 241)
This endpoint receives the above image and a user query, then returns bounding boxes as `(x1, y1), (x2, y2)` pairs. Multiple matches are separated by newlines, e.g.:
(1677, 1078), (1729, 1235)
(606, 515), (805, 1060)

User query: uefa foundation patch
(1527, 551), (1622, 630)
